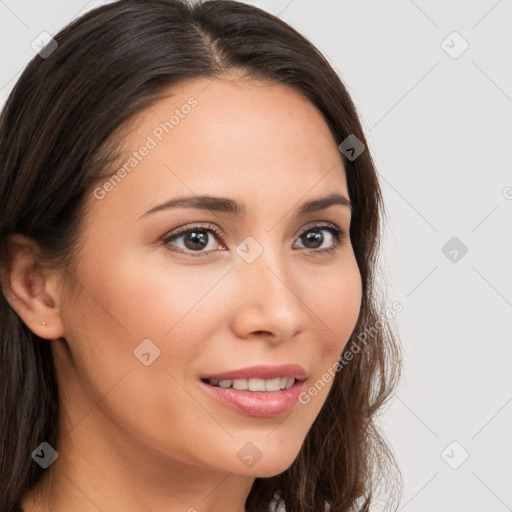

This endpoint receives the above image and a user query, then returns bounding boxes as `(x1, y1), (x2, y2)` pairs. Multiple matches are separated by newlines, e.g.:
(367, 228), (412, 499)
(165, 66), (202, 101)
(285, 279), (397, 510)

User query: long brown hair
(0, 1), (402, 510)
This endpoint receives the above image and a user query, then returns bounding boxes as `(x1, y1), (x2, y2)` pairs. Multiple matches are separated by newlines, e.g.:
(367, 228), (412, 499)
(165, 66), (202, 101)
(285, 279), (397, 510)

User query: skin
(5, 73), (362, 512)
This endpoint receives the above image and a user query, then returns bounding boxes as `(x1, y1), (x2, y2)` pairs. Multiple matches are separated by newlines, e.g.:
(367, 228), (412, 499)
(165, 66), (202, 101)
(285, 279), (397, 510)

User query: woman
(0, 1), (402, 511)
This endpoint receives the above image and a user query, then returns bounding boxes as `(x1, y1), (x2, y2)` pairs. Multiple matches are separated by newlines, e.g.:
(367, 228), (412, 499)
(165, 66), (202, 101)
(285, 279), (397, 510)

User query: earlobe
(1, 234), (65, 340)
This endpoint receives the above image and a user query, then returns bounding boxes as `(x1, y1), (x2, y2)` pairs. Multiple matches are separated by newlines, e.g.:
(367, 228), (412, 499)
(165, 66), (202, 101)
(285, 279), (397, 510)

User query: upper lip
(201, 364), (307, 382)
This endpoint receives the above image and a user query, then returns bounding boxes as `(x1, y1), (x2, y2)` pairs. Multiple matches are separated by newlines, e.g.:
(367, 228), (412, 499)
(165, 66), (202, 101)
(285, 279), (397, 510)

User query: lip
(200, 364), (307, 383)
(199, 378), (307, 418)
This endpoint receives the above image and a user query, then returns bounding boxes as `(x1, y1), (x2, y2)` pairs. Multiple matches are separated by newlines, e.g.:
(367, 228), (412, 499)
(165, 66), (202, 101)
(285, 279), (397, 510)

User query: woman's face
(53, 75), (362, 478)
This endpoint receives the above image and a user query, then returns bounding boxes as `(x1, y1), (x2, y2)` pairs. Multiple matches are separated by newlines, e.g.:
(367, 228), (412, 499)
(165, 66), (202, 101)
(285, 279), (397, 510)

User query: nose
(230, 243), (308, 343)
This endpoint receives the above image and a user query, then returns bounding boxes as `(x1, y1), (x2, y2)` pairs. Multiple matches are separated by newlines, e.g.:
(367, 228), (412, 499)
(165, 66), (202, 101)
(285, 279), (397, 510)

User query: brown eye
(162, 222), (345, 257)
(162, 224), (225, 256)
(176, 229), (210, 251)
(294, 224), (345, 254)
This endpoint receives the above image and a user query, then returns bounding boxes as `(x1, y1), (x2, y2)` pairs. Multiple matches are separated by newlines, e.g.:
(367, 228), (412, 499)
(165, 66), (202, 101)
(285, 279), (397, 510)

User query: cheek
(59, 247), (233, 407)
(57, 254), (224, 463)
(72, 246), (230, 338)
(311, 256), (362, 355)
(292, 257), (362, 414)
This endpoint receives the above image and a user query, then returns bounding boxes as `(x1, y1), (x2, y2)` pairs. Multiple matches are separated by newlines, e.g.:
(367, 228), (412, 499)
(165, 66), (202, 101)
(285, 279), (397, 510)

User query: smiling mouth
(199, 377), (306, 417)
(200, 377), (296, 392)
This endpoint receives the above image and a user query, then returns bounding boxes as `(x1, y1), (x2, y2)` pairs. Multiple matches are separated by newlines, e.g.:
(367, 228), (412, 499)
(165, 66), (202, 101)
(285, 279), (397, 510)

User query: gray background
(1, 1), (511, 510)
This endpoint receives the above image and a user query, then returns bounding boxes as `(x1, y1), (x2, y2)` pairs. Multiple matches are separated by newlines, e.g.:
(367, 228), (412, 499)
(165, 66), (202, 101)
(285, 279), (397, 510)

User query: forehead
(89, 76), (349, 220)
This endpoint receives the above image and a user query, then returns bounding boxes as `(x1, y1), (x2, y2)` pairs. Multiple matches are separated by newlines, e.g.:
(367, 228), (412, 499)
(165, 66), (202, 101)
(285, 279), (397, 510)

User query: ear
(0, 234), (65, 340)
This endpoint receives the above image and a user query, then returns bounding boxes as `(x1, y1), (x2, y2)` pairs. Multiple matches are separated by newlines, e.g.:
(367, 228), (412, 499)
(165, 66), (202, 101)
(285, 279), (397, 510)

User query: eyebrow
(140, 192), (352, 219)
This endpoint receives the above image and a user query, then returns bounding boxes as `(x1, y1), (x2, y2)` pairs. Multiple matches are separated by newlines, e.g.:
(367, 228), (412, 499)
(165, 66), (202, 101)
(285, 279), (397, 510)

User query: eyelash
(161, 222), (346, 257)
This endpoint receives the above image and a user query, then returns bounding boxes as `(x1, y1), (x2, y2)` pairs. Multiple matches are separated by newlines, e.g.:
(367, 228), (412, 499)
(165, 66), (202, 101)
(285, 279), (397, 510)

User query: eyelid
(299, 220), (339, 234)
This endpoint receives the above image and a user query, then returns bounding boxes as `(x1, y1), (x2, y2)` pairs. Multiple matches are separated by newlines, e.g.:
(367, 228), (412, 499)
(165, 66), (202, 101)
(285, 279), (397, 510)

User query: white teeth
(249, 378), (266, 391)
(264, 378), (282, 392)
(232, 378), (248, 390)
(209, 377), (295, 391)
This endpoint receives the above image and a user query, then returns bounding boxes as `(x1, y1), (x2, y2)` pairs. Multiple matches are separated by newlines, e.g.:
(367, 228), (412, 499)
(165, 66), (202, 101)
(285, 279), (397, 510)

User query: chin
(234, 446), (302, 478)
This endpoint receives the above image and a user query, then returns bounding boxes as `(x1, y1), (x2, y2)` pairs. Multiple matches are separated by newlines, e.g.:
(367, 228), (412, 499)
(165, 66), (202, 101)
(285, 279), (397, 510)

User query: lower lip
(199, 379), (306, 418)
